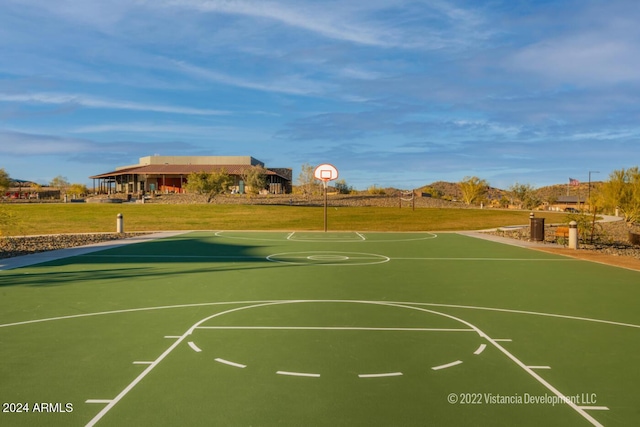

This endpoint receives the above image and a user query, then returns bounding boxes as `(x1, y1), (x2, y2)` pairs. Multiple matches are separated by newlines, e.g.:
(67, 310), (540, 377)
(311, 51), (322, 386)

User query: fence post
(116, 213), (124, 234)
(568, 221), (578, 249)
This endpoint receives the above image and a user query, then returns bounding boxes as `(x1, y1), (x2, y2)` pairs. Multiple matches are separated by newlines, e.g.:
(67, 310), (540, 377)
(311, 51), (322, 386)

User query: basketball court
(1, 230), (638, 426)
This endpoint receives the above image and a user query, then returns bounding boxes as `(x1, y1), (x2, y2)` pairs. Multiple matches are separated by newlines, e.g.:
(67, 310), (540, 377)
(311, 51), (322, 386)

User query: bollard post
(568, 221), (578, 249)
(529, 213), (534, 241)
(116, 213), (124, 234)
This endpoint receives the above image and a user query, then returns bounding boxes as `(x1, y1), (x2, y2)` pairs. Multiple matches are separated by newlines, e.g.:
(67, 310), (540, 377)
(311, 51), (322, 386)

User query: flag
(569, 178), (580, 187)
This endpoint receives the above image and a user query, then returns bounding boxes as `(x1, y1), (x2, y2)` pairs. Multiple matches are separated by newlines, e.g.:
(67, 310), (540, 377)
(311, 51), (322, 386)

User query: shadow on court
(0, 235), (288, 288)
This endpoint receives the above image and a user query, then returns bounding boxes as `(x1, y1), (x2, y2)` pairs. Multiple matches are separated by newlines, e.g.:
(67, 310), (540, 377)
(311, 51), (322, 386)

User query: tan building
(90, 156), (292, 194)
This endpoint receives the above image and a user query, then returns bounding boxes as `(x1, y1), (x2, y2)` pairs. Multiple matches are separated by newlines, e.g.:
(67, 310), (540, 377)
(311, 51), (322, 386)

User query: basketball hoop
(314, 164), (339, 232)
(314, 164), (338, 187)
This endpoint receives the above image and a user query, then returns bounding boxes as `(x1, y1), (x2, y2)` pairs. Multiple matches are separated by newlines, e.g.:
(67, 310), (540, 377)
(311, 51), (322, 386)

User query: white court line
(581, 406), (610, 411)
(358, 372), (402, 378)
(484, 335), (605, 427)
(82, 254), (264, 260)
(431, 360), (463, 370)
(284, 232), (367, 243)
(164, 336), (180, 339)
(368, 301), (606, 427)
(276, 370), (320, 378)
(4, 300), (638, 331)
(132, 361), (153, 365)
(197, 326), (474, 332)
(474, 344), (487, 355)
(528, 366), (551, 370)
(213, 231), (437, 243)
(188, 341), (202, 352)
(266, 251), (390, 266)
(394, 257), (577, 262)
(83, 301), (301, 427)
(215, 358), (246, 369)
(272, 254), (382, 262)
(0, 298), (623, 427)
(272, 256), (383, 260)
(494, 338), (512, 342)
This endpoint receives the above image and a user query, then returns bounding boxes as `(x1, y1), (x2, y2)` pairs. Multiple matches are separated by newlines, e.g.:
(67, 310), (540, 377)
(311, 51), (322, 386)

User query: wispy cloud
(505, 1), (640, 85)
(159, 0), (493, 51)
(0, 92), (229, 116)
(0, 130), (95, 155)
(169, 60), (332, 96)
(68, 121), (276, 144)
(508, 35), (640, 85)
(0, 129), (202, 160)
(3, 0), (640, 189)
(70, 122), (231, 135)
(161, 0), (399, 47)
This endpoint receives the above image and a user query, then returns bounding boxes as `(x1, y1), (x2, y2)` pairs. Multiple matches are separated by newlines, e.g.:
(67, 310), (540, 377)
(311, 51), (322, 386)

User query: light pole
(588, 171), (599, 212)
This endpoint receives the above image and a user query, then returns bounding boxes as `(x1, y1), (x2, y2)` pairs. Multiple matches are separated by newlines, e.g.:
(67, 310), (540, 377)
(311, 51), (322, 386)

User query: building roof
(556, 195), (580, 203)
(89, 164), (280, 180)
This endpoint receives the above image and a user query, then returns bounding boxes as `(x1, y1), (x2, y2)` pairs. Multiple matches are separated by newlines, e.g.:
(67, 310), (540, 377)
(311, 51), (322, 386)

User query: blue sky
(1, 0), (640, 190)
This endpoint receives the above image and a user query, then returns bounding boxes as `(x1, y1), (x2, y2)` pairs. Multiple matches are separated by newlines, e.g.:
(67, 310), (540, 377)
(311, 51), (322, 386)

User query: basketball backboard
(314, 163), (339, 182)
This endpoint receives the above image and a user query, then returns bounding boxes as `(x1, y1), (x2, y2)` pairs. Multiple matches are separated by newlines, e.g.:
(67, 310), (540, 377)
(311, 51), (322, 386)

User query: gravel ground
(88, 193), (470, 208)
(0, 233), (148, 259)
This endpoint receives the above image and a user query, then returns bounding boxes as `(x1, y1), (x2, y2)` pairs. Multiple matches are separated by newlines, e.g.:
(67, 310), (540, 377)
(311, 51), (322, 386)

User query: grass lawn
(1, 203), (567, 235)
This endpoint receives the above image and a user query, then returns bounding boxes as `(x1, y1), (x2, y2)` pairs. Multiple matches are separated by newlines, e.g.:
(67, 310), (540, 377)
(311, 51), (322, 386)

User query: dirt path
(533, 246), (640, 272)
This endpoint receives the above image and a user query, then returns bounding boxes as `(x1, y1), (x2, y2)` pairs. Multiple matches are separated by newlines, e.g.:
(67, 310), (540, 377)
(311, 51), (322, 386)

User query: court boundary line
(76, 253), (580, 265)
(214, 230), (438, 243)
(3, 300), (639, 331)
(287, 231), (366, 242)
(84, 301), (290, 427)
(81, 300), (607, 427)
(196, 326), (474, 332)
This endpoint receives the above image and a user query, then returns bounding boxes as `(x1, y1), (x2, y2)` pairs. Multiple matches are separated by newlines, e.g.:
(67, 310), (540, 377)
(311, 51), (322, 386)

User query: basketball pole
(323, 180), (328, 232)
(313, 164), (338, 233)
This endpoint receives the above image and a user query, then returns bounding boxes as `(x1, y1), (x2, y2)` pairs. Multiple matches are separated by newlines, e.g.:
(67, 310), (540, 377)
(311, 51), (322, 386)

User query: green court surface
(1, 231), (639, 426)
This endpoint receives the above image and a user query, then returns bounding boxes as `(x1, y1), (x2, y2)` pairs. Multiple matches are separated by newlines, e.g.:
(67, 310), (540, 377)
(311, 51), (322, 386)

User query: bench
(555, 227), (569, 245)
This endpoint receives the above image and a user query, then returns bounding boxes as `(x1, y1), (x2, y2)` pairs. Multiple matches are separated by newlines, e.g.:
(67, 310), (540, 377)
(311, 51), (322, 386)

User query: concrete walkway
(0, 231), (190, 271)
(456, 230), (555, 248)
(460, 214), (624, 248)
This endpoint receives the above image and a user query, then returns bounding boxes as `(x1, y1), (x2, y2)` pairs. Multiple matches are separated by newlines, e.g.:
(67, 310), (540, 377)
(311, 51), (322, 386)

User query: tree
(242, 165), (268, 196)
(509, 182), (539, 210)
(297, 163), (320, 196)
(459, 176), (488, 205)
(420, 186), (443, 199)
(0, 168), (11, 194)
(595, 167), (640, 223)
(0, 169), (15, 231)
(334, 179), (353, 194)
(50, 175), (70, 192)
(367, 184), (386, 195)
(184, 169), (234, 203)
(67, 183), (89, 197)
